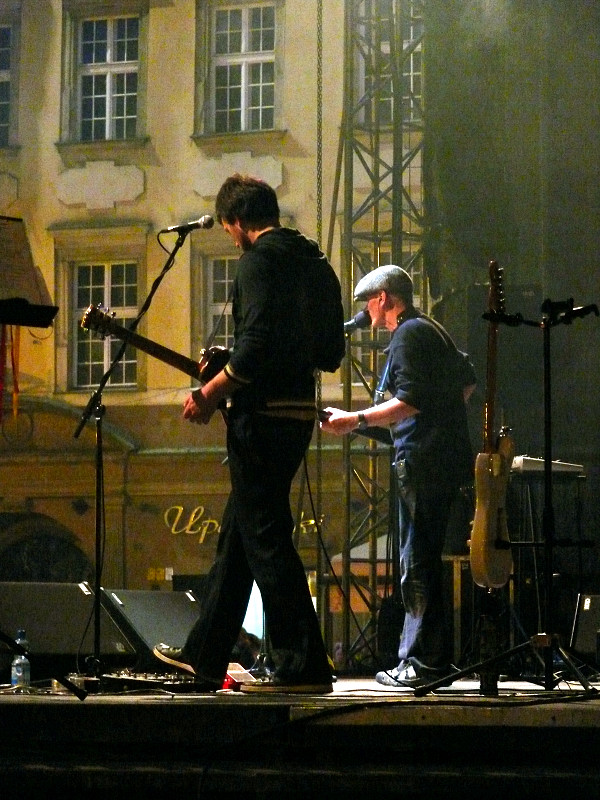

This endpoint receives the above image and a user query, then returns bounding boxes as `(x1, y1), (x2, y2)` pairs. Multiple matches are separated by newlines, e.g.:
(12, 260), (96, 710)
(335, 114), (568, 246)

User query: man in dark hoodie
(154, 174), (345, 693)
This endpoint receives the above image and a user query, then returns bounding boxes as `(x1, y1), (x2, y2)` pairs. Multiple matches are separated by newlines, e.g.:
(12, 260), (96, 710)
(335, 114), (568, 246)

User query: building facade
(2, 0), (599, 668)
(0, 0), (353, 598)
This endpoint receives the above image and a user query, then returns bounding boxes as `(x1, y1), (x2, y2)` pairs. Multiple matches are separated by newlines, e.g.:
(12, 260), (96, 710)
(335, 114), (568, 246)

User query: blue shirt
(385, 309), (475, 488)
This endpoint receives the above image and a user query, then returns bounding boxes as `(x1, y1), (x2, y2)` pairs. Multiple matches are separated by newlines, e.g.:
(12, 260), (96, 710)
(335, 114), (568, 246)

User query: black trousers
(183, 411), (331, 684)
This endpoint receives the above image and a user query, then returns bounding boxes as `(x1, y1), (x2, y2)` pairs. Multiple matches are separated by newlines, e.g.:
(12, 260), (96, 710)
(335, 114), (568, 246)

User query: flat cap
(353, 264), (413, 302)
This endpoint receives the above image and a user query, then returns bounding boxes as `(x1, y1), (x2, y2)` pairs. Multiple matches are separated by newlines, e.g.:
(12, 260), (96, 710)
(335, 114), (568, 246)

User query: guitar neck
(104, 320), (202, 381)
(483, 322), (498, 453)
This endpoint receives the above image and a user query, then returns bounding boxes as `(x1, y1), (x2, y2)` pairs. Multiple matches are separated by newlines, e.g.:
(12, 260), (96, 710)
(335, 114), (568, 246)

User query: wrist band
(357, 411), (369, 431)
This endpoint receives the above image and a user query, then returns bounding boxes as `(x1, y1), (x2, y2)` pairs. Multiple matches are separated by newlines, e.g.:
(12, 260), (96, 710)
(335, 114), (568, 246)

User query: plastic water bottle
(11, 629), (31, 688)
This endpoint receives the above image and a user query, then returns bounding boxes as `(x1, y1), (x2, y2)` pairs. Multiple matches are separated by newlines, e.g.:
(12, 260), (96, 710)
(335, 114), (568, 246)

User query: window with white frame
(206, 256), (236, 349)
(360, 0), (423, 126)
(0, 5), (20, 149)
(0, 25), (11, 147)
(72, 261), (138, 388)
(401, 5), (423, 124)
(211, 3), (277, 134)
(77, 15), (139, 141)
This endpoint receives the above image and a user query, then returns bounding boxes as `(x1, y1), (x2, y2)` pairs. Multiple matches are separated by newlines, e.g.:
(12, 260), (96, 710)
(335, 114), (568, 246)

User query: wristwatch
(357, 411), (369, 431)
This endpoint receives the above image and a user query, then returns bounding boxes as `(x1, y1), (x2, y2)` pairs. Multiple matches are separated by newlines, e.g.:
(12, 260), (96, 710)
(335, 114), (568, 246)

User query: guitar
(81, 305), (230, 418)
(469, 261), (514, 589)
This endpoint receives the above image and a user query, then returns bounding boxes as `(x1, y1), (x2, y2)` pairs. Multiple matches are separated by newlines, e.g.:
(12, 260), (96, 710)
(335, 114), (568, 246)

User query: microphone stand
(536, 298), (598, 689)
(74, 230), (192, 678)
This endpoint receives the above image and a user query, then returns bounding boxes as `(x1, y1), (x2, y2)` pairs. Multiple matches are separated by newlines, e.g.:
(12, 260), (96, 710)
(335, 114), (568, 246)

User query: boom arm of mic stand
(74, 230), (190, 440)
(481, 311), (525, 327)
(74, 384), (107, 440)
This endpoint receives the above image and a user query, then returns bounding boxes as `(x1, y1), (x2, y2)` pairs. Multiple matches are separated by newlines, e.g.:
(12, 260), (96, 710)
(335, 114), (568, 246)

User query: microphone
(160, 215), (215, 234)
(541, 297), (573, 315)
(344, 308), (371, 333)
(560, 303), (599, 323)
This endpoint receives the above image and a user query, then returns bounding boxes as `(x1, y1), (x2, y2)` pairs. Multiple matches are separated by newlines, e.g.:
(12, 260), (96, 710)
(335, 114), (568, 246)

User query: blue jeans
(183, 411), (331, 684)
(396, 469), (457, 676)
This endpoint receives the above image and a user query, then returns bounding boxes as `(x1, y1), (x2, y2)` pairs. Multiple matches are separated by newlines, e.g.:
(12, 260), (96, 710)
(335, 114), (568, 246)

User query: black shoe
(240, 674), (333, 695)
(153, 643), (195, 675)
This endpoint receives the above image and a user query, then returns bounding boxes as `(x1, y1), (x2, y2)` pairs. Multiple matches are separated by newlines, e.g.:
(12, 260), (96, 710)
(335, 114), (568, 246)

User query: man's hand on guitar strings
(183, 390), (214, 425)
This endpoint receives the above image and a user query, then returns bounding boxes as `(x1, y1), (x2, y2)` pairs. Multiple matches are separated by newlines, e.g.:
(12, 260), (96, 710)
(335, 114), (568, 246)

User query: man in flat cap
(321, 264), (476, 689)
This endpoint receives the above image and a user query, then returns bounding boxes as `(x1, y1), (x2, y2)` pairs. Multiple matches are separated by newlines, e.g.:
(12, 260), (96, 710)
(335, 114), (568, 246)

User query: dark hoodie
(226, 227), (345, 413)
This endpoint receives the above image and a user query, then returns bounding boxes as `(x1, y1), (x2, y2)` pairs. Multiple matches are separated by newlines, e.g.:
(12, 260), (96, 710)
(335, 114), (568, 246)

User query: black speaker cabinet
(0, 581), (136, 682)
(101, 588), (202, 672)
(570, 594), (600, 663)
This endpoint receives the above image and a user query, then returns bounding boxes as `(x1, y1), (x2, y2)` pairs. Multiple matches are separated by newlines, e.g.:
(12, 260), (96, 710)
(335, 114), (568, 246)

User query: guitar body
(470, 428), (514, 588)
(198, 345), (230, 383)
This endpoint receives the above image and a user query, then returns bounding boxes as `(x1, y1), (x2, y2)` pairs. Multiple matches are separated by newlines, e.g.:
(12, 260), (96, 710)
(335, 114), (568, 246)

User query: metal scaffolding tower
(329, 0), (430, 672)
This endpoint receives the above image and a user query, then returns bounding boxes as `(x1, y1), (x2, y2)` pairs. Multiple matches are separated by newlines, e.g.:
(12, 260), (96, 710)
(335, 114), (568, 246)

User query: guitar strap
(379, 311), (465, 399)
(420, 314), (460, 355)
(374, 350), (392, 405)
(419, 314), (476, 391)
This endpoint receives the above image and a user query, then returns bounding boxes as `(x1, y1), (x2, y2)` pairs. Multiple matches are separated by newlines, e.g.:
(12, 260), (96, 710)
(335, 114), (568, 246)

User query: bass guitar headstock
(81, 304), (116, 337)
(488, 260), (506, 318)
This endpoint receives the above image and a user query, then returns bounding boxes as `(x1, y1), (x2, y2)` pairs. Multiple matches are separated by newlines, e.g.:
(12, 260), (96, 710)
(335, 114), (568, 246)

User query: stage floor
(2, 668), (600, 798)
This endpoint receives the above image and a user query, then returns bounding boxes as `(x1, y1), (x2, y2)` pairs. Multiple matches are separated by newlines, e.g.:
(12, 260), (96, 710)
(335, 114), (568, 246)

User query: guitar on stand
(469, 260), (514, 695)
(470, 262), (514, 589)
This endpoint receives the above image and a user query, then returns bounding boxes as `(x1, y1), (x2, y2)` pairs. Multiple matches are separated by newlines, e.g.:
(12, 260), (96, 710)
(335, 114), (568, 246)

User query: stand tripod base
(248, 652), (271, 680)
(414, 633), (598, 697)
(248, 609), (271, 679)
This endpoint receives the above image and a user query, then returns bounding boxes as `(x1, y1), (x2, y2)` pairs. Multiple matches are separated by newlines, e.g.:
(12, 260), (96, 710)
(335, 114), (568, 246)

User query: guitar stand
(416, 295), (599, 698)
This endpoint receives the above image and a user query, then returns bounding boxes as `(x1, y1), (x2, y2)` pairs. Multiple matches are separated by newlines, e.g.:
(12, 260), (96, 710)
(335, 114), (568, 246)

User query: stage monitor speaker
(570, 593), (600, 663)
(172, 574), (207, 598)
(0, 581), (136, 682)
(173, 574), (264, 639)
(101, 588), (202, 672)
